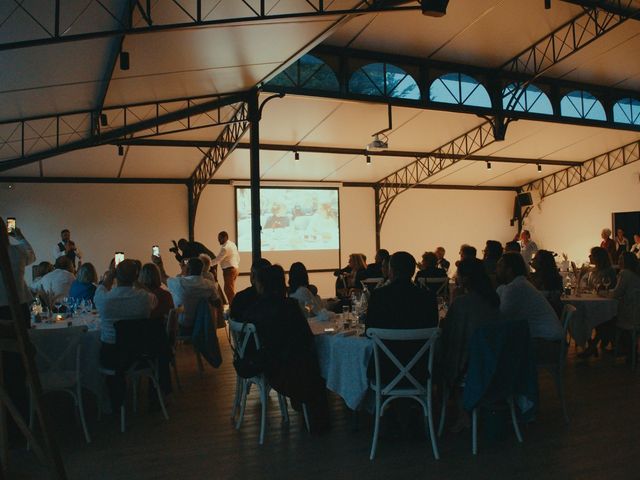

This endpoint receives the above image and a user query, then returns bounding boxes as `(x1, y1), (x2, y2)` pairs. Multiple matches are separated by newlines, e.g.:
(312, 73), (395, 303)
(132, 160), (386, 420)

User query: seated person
(230, 258), (272, 321)
(504, 240), (521, 254)
(165, 257), (221, 335)
(496, 253), (563, 363)
(244, 265), (329, 433)
(32, 261), (53, 284)
(139, 263), (174, 320)
(439, 258), (501, 431)
(363, 249), (390, 280)
(482, 240), (503, 276)
(69, 262), (98, 302)
(31, 256), (76, 303)
(94, 260), (158, 410)
(584, 246), (617, 291)
(529, 250), (563, 317)
(288, 262), (323, 317)
(415, 251), (448, 294)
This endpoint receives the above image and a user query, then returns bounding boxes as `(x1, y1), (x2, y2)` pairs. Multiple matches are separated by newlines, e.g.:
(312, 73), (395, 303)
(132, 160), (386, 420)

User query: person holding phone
(53, 228), (82, 268)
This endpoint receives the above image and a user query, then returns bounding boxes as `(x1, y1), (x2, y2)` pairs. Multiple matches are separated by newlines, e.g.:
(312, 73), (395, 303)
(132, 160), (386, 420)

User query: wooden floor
(8, 341), (640, 480)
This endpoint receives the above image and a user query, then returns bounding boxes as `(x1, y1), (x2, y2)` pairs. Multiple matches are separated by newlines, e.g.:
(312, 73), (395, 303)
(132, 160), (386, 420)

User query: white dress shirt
(31, 269), (76, 302)
(520, 240), (539, 270)
(167, 275), (219, 328)
(0, 237), (36, 306)
(211, 240), (240, 269)
(94, 285), (157, 344)
(497, 275), (563, 341)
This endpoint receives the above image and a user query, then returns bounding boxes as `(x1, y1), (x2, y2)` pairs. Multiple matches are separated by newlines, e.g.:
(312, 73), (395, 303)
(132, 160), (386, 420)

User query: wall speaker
(517, 192), (533, 207)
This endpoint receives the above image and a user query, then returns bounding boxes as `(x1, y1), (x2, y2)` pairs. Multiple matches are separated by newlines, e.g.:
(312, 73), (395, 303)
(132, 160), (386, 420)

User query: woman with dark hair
(530, 250), (564, 317)
(439, 258), (501, 432)
(244, 265), (329, 433)
(139, 263), (174, 320)
(288, 262), (322, 317)
(69, 262), (98, 301)
(585, 246), (617, 290)
(482, 240), (503, 276)
(415, 251), (447, 293)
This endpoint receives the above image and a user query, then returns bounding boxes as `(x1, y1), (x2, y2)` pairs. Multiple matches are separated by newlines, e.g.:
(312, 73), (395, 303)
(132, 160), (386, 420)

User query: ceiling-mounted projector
(367, 134), (388, 151)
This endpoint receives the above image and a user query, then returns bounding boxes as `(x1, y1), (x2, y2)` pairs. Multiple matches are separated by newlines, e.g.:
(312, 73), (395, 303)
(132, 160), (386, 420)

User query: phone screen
(152, 245), (160, 257)
(114, 252), (125, 266)
(6, 218), (15, 233)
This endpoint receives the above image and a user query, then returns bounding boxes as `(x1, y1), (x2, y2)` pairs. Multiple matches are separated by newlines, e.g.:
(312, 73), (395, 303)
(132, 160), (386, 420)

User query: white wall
(0, 183), (188, 281)
(526, 162), (640, 263)
(381, 188), (517, 263)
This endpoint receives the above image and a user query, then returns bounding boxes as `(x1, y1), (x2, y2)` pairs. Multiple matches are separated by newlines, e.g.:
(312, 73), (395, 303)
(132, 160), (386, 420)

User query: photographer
(169, 238), (216, 264)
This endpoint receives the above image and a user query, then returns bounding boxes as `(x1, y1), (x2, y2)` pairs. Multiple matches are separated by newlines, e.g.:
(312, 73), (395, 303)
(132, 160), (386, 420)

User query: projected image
(236, 188), (339, 252)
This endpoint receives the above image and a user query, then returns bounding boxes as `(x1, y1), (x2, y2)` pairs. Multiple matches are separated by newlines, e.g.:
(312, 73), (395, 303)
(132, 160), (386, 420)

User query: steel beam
(521, 140), (640, 198)
(0, 1), (421, 51)
(0, 93), (247, 172)
(115, 138), (583, 167)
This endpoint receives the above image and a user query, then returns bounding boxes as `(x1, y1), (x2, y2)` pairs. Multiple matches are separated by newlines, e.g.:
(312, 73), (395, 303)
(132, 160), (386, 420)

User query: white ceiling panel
(0, 38), (118, 121)
(214, 149), (283, 179)
(262, 151), (353, 181)
(478, 163), (567, 187)
(120, 146), (202, 178)
(322, 154), (416, 183)
(41, 146), (122, 177)
(325, 0), (581, 66)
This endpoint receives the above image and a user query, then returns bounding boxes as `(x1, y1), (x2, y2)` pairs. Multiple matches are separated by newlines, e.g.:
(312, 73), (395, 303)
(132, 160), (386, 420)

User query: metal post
(374, 186), (381, 251)
(248, 90), (262, 263)
(187, 180), (195, 241)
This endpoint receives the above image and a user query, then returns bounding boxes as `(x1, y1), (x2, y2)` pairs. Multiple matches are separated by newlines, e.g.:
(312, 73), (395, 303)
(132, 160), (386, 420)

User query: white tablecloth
(29, 314), (105, 405)
(309, 318), (372, 410)
(563, 294), (618, 347)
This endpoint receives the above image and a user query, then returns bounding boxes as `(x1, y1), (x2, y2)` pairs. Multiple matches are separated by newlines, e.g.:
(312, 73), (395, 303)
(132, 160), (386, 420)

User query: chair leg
(369, 398), (381, 460)
(149, 374), (169, 421)
(195, 350), (204, 378)
(132, 377), (138, 414)
(172, 357), (182, 392)
(27, 389), (34, 451)
(509, 398), (523, 443)
(259, 385), (267, 445)
(472, 408), (478, 455)
(236, 380), (248, 430)
(302, 404), (310, 433)
(120, 405), (126, 433)
(75, 384), (91, 443)
(278, 394), (289, 425)
(231, 375), (242, 422)
(614, 329), (622, 358)
(438, 386), (448, 437)
(426, 395), (440, 460)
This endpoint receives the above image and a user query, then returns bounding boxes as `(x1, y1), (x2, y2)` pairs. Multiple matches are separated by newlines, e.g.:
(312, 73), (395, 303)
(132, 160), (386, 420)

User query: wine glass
(602, 277), (612, 291)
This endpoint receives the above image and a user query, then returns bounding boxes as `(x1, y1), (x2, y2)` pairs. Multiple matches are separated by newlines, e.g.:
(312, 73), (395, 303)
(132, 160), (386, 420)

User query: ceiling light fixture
(367, 104), (392, 151)
(294, 151), (300, 161)
(366, 155), (372, 165)
(118, 145), (124, 156)
(537, 163), (542, 173)
(486, 161), (492, 171)
(421, 0), (449, 17)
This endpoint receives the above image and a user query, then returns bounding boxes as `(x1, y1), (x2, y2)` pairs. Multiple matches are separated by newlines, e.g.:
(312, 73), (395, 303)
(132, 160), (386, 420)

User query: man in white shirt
(519, 229), (538, 271)
(30, 256), (76, 303)
(167, 257), (221, 334)
(94, 259), (157, 410)
(210, 231), (240, 303)
(496, 253), (563, 342)
(0, 227), (36, 314)
(53, 228), (82, 268)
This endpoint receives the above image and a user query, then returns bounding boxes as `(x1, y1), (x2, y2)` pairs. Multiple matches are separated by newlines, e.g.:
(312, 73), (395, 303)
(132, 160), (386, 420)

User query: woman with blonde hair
(139, 263), (174, 320)
(69, 262), (98, 301)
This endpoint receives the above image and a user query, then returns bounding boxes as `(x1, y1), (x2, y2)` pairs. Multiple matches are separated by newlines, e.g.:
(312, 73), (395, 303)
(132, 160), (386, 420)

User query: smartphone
(6, 217), (16, 233)
(152, 245), (160, 257)
(114, 252), (125, 266)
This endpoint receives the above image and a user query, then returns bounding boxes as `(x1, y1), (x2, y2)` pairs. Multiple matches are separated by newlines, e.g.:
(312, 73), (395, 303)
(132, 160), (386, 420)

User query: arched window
(267, 54), (339, 91)
(613, 97), (640, 125)
(349, 62), (420, 100)
(502, 83), (553, 115)
(429, 73), (491, 108)
(560, 90), (606, 121)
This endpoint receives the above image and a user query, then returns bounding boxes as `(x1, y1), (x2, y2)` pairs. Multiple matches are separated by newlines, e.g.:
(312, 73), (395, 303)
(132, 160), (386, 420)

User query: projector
(367, 135), (388, 151)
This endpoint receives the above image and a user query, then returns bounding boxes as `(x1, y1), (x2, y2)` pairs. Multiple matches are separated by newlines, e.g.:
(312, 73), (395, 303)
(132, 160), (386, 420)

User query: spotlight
(366, 155), (371, 165)
(120, 51), (130, 70)
(100, 113), (108, 127)
(294, 151), (300, 161)
(118, 145), (124, 156)
(486, 161), (492, 171)
(421, 0), (449, 17)
(537, 163), (542, 173)
(544, 0), (551, 9)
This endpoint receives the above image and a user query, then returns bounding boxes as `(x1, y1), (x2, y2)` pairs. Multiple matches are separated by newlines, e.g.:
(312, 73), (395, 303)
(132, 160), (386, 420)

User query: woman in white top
(631, 233), (640, 259)
(288, 262), (323, 317)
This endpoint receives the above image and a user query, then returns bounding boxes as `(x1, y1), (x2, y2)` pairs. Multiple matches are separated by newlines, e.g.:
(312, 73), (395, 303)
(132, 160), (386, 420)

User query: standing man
(53, 228), (81, 268)
(519, 229), (538, 269)
(435, 246), (450, 273)
(211, 231), (240, 304)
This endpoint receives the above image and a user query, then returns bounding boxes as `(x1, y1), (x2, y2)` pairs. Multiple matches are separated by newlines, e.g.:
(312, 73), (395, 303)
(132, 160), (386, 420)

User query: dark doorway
(613, 211), (640, 241)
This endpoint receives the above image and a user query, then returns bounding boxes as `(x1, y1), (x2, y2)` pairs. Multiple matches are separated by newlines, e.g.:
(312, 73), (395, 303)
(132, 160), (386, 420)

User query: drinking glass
(602, 277), (612, 291)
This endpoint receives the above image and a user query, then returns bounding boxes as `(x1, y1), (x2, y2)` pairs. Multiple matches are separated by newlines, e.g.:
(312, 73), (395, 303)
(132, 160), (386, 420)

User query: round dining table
(562, 294), (618, 347)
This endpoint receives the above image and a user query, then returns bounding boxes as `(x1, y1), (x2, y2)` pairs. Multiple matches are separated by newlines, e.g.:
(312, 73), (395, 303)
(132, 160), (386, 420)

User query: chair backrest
(166, 306), (183, 349)
(366, 327), (440, 395)
(228, 320), (261, 359)
(417, 277), (448, 296)
(559, 303), (576, 365)
(29, 326), (88, 379)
